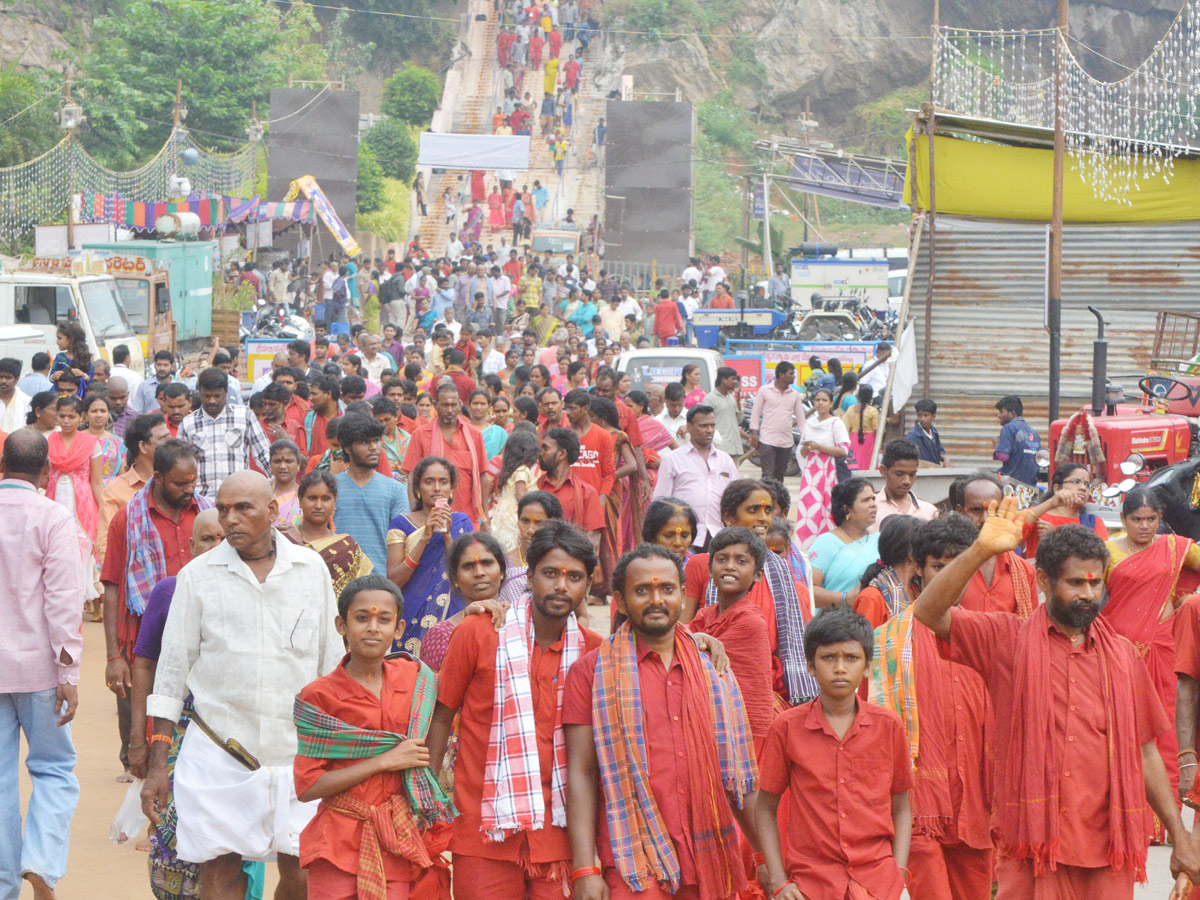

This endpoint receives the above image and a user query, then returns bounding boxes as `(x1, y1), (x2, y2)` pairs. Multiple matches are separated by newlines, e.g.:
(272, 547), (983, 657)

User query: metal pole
(65, 75), (75, 250)
(761, 172), (772, 270)
(803, 97), (821, 233)
(1048, 0), (1068, 425)
(740, 174), (750, 272)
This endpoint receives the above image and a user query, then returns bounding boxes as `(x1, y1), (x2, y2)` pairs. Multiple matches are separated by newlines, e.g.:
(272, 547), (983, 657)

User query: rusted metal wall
(908, 216), (1200, 465)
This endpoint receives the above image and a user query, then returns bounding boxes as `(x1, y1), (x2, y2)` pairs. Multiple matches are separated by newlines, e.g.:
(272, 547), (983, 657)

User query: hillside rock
(1, 3), (74, 72)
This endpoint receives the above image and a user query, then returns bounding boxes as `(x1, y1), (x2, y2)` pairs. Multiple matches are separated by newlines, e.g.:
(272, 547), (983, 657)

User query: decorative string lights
(933, 0), (1200, 202)
(0, 130), (256, 246)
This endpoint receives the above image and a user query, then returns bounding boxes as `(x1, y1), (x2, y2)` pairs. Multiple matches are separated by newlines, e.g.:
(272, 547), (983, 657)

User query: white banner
(418, 133), (531, 170)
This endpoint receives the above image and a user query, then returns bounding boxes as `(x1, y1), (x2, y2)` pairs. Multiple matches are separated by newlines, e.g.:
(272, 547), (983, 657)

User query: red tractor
(1046, 409), (1192, 490)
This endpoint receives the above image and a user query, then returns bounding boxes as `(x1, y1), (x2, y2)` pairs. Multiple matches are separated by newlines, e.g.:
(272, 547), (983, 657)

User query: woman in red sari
(591, 395), (641, 558)
(1102, 486), (1200, 841)
(625, 390), (676, 488)
(469, 169), (486, 203)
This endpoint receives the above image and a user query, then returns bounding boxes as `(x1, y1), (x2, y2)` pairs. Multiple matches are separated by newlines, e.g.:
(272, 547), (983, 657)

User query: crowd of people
(3, 239), (1198, 900)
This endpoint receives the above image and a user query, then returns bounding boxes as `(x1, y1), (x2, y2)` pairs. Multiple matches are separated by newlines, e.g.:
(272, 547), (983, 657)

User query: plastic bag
(109, 777), (147, 844)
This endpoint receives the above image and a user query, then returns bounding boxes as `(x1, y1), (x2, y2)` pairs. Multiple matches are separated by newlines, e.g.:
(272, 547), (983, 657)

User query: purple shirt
(0, 478), (87, 690)
(750, 383), (807, 449)
(111, 406), (137, 439)
(651, 443), (739, 544)
(132, 576), (177, 662)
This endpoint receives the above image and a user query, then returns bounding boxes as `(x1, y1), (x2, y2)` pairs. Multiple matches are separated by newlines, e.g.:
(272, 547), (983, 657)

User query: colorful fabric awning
(80, 193), (225, 231)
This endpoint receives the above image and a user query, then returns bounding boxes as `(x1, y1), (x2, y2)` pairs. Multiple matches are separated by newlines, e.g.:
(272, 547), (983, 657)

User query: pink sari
(46, 431), (99, 565)
(1102, 535), (1200, 828)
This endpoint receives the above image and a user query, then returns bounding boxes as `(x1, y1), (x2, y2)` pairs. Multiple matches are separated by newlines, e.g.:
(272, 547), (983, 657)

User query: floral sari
(96, 432), (125, 484)
(794, 413), (851, 549)
(1102, 534), (1200, 838)
(387, 512), (474, 657)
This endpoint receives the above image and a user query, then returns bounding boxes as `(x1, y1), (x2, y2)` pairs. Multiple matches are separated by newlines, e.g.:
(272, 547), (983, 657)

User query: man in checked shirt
(177, 367), (272, 502)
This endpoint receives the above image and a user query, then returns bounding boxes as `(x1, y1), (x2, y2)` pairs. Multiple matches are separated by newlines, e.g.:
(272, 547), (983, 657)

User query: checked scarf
(481, 593), (582, 840)
(125, 478), (211, 617)
(872, 565), (911, 620)
(871, 606), (919, 760)
(706, 551), (818, 703)
(593, 622), (757, 900)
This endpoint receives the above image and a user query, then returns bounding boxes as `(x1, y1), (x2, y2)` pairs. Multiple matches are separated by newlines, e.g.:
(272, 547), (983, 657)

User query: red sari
(1102, 535), (1200, 827)
(470, 169), (486, 203)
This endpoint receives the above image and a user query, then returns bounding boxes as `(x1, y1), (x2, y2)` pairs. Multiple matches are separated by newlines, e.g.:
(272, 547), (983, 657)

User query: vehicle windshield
(80, 278), (136, 340)
(532, 233), (579, 254)
(114, 278), (151, 329)
(889, 272), (907, 297)
(621, 357), (712, 393)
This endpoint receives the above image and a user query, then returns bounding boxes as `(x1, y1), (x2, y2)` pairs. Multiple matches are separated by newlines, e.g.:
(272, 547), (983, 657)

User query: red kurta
(535, 471), (605, 533)
(573, 423), (615, 497)
(758, 700), (912, 900)
(294, 657), (420, 882)
(941, 607), (1167, 870)
(437, 614), (602, 864)
(401, 419), (487, 519)
(689, 598), (775, 741)
(959, 551), (1037, 617)
(563, 643), (702, 888)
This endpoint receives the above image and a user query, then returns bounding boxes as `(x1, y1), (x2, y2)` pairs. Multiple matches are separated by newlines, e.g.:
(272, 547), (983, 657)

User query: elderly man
(0, 429), (87, 900)
(106, 376), (136, 438)
(143, 471), (342, 900)
(251, 352), (289, 395)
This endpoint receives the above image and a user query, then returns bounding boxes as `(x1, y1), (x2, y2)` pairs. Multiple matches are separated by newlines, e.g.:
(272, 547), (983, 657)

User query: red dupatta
(1102, 534), (1200, 791)
(46, 430), (99, 541)
(999, 605), (1149, 880)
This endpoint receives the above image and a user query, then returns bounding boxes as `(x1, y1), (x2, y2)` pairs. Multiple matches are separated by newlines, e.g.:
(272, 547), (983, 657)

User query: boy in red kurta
(294, 575), (455, 900)
(756, 605), (912, 900)
(872, 515), (993, 900)
(426, 523), (602, 900)
(564, 389), (615, 499)
(914, 498), (1200, 900)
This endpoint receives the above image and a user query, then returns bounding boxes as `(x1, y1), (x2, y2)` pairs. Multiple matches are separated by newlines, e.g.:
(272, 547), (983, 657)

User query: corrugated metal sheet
(908, 216), (1200, 464)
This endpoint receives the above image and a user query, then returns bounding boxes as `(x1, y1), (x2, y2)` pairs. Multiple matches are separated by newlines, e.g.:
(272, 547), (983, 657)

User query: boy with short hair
(905, 398), (948, 468)
(873, 439), (937, 528)
(371, 396), (410, 478)
(689, 526), (775, 746)
(756, 606), (912, 900)
(873, 515), (993, 900)
(293, 574), (455, 900)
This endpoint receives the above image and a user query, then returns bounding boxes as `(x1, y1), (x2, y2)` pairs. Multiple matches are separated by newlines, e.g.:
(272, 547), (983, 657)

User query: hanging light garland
(0, 129), (256, 246)
(933, 0), (1200, 203)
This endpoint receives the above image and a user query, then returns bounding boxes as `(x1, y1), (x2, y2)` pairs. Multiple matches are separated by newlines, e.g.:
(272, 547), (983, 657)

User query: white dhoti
(172, 724), (317, 864)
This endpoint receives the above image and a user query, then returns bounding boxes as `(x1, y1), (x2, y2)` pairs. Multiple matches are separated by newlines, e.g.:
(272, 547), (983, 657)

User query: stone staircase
(412, 0), (607, 260)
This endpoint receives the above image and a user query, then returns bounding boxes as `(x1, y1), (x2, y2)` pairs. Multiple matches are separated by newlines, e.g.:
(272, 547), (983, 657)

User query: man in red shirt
(428, 523), (602, 900)
(875, 516), (992, 900)
(537, 387), (568, 437)
(536, 427), (604, 542)
(592, 368), (649, 493)
(401, 381), (487, 519)
(652, 289), (684, 346)
(503, 249), (523, 282)
(565, 545), (763, 900)
(304, 375), (341, 460)
(708, 283), (735, 310)
(952, 472), (1037, 616)
(424, 349), (477, 405)
(100, 439), (206, 778)
(259, 381), (310, 457)
(915, 498), (1200, 898)
(158, 382), (191, 437)
(564, 389), (614, 501)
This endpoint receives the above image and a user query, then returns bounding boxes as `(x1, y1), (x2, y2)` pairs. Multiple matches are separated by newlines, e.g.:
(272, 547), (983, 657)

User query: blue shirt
(333, 472), (410, 572)
(994, 416), (1041, 486)
(905, 423), (946, 465)
(17, 372), (52, 396)
(432, 288), (456, 317)
(571, 301), (597, 336)
(346, 261), (359, 302)
(533, 186), (549, 209)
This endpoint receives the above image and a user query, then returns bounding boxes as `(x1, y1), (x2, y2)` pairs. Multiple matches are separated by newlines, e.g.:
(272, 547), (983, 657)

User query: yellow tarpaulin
(903, 130), (1200, 222)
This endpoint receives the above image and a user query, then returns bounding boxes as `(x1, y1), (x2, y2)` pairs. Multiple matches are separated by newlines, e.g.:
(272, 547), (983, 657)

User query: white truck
(0, 254), (145, 377)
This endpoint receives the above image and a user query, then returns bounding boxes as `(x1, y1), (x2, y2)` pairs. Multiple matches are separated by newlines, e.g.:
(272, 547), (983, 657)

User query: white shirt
(861, 359), (891, 393)
(251, 371), (275, 394)
(483, 348), (507, 374)
(681, 294), (700, 318)
(558, 264), (578, 280)
(656, 409), (689, 445)
(442, 320), (463, 341)
(110, 363), (144, 395)
(445, 240), (465, 259)
(322, 270), (336, 293)
(0, 388), (31, 432)
(492, 274), (512, 310)
(363, 353), (390, 385)
(703, 266), (726, 293)
(681, 265), (702, 287)
(147, 534), (343, 767)
(617, 296), (642, 322)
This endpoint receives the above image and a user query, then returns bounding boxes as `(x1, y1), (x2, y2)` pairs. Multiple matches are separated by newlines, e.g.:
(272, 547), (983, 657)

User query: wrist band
(150, 734), (173, 746)
(106, 655), (122, 662)
(404, 555), (420, 569)
(1180, 748), (1198, 759)
(127, 740), (148, 751)
(1183, 763), (1198, 770)
(772, 884), (791, 898)
(753, 852), (766, 866)
(571, 867), (601, 883)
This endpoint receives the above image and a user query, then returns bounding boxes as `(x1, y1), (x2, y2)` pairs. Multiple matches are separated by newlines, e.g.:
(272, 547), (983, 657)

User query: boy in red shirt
(294, 574), (455, 900)
(652, 289), (684, 346)
(757, 606), (913, 900)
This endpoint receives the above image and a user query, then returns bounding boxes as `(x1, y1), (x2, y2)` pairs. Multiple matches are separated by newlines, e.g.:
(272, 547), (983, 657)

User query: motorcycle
(239, 298), (314, 344)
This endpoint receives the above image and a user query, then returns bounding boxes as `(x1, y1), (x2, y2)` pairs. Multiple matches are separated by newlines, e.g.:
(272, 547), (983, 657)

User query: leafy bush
(381, 63), (441, 127)
(362, 118), (417, 182)
(357, 145), (385, 214)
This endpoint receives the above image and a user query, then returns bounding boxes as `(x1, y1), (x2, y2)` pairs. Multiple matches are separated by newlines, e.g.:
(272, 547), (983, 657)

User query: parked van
(0, 254), (145, 376)
(617, 347), (724, 394)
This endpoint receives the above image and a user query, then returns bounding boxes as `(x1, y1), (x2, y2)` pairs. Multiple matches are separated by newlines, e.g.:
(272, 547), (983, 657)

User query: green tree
(77, 0), (326, 169)
(326, 7), (375, 86)
(381, 63), (440, 127)
(0, 62), (61, 167)
(357, 144), (385, 214)
(362, 118), (417, 182)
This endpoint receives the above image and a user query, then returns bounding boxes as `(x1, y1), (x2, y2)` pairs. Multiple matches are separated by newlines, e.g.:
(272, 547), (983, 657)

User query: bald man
(144, 472), (342, 900)
(251, 352), (289, 394)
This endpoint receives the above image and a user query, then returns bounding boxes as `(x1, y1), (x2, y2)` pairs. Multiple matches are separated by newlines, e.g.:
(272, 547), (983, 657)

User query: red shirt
(573, 423), (615, 496)
(424, 371), (478, 406)
(437, 614), (602, 862)
(503, 259), (523, 281)
(401, 419), (487, 518)
(536, 470), (605, 533)
(690, 598), (775, 741)
(563, 641), (701, 886)
(758, 700), (911, 900)
(617, 400), (643, 448)
(709, 294), (735, 310)
(294, 657), (420, 880)
(538, 413), (569, 437)
(942, 607), (1167, 868)
(308, 410), (332, 459)
(653, 299), (684, 340)
(911, 623), (992, 849)
(959, 551), (1038, 616)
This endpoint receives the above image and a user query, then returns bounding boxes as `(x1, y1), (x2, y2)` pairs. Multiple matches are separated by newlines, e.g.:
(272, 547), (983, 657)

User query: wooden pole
(1048, 0), (1068, 425)
(173, 79), (183, 128)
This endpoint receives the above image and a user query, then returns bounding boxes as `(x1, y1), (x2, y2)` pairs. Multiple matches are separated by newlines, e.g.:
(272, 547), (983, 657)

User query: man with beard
(564, 544), (762, 900)
(100, 439), (207, 780)
(332, 414), (408, 573)
(536, 428), (604, 546)
(537, 387), (567, 437)
(914, 498), (1200, 899)
(427, 523), (603, 900)
(401, 381), (487, 521)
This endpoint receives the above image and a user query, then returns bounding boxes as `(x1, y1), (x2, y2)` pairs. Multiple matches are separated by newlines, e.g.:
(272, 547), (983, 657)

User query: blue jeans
(0, 690), (79, 898)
